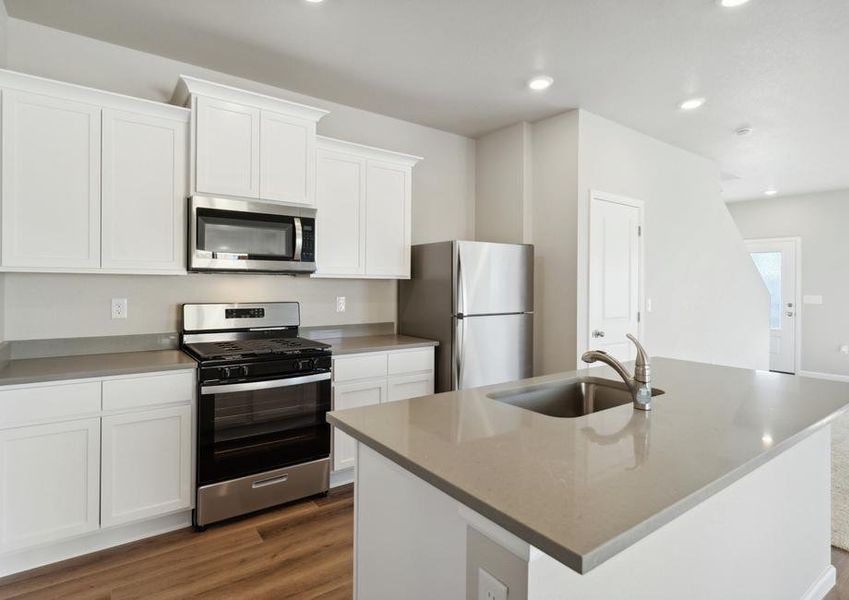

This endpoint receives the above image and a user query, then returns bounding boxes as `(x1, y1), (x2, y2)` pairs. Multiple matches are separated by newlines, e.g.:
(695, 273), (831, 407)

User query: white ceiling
(4, 0), (848, 201)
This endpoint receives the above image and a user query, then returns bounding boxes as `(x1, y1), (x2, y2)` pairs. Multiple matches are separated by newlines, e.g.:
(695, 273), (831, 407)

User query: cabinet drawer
(388, 373), (434, 403)
(333, 353), (387, 383)
(102, 371), (194, 411)
(388, 349), (434, 375)
(0, 382), (101, 429)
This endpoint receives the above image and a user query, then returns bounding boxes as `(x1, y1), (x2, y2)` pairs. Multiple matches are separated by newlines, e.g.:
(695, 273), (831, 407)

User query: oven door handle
(201, 372), (330, 394)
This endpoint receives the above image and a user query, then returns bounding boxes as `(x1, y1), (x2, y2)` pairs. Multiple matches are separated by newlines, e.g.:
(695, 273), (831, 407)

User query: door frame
(582, 190), (646, 362)
(743, 236), (802, 374)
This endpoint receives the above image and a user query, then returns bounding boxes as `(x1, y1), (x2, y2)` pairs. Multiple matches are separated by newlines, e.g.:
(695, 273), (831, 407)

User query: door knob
(592, 330), (606, 338)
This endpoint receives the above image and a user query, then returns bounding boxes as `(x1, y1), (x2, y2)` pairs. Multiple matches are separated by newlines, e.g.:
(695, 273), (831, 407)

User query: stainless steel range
(181, 302), (332, 528)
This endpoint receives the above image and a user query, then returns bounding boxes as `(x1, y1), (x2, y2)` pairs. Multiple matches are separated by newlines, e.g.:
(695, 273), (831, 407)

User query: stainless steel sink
(488, 377), (665, 418)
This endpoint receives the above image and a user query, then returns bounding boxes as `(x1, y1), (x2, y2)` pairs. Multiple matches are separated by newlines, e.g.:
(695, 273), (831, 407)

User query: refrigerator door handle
(456, 247), (465, 316)
(454, 317), (464, 390)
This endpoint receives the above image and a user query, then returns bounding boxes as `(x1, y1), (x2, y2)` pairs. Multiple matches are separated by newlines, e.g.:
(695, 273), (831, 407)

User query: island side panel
(355, 443), (467, 599)
(528, 425), (834, 600)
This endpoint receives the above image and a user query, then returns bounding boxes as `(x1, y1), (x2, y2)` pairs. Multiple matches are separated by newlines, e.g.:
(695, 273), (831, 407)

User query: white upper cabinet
(101, 109), (188, 272)
(0, 69), (191, 274)
(175, 76), (328, 206)
(195, 96), (260, 198)
(314, 136), (420, 279)
(1, 90), (101, 269)
(315, 146), (367, 275)
(260, 110), (316, 205)
(365, 160), (412, 277)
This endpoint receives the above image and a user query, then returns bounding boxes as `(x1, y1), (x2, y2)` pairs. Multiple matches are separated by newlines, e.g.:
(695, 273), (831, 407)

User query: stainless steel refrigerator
(398, 241), (533, 392)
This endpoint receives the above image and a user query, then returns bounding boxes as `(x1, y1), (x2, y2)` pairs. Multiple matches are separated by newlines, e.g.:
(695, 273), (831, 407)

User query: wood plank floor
(3, 486), (849, 599)
(0, 485), (354, 599)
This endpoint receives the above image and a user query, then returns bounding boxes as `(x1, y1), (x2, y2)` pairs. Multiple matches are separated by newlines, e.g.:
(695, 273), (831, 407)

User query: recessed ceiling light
(764, 189), (778, 196)
(717, 0), (751, 7)
(304, 0), (324, 3)
(527, 75), (554, 91)
(678, 97), (706, 111)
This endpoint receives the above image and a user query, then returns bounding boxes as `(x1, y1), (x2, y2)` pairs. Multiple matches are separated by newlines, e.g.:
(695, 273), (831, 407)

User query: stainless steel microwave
(188, 196), (316, 274)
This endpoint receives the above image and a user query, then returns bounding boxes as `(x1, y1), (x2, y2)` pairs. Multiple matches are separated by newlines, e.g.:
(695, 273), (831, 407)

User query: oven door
(198, 372), (331, 485)
(189, 196), (316, 273)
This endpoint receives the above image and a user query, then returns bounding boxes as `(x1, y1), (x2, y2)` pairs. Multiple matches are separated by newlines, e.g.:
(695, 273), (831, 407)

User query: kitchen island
(327, 358), (849, 600)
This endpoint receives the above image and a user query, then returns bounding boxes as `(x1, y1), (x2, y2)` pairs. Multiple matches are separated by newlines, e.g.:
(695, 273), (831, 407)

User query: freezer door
(454, 313), (533, 390)
(455, 241), (533, 316)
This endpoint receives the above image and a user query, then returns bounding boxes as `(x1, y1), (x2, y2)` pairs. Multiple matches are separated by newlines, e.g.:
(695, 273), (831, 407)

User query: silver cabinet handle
(592, 330), (606, 338)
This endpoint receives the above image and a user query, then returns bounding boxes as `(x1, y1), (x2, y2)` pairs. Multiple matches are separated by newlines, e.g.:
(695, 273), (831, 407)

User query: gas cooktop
(183, 337), (330, 361)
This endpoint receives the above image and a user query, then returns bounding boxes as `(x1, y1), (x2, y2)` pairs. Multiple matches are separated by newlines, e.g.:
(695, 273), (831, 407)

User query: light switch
(478, 567), (508, 600)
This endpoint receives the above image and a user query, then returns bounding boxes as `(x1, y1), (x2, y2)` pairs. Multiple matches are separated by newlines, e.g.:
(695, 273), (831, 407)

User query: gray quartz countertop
(323, 334), (438, 355)
(0, 350), (197, 386)
(327, 358), (849, 574)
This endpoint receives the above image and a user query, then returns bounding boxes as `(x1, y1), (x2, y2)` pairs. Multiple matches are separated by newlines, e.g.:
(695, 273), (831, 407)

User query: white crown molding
(174, 75), (329, 122)
(316, 135), (422, 167)
(0, 68), (189, 121)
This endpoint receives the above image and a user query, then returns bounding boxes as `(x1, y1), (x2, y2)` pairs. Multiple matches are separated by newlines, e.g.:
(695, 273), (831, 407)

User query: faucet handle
(626, 333), (651, 383)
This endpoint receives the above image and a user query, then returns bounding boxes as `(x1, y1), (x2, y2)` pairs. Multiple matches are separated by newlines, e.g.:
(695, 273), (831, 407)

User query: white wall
(476, 109), (769, 375)
(530, 111), (580, 374)
(475, 122), (530, 244)
(576, 110), (769, 370)
(2, 18), (476, 340)
(0, 1), (8, 67)
(728, 189), (849, 377)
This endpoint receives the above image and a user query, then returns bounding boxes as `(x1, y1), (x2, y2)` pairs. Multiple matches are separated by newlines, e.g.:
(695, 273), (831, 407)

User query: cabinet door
(365, 160), (412, 278)
(102, 109), (188, 271)
(1, 90), (101, 268)
(0, 418), (100, 552)
(332, 379), (386, 471)
(101, 405), (192, 527)
(195, 96), (260, 198)
(387, 373), (434, 403)
(260, 110), (315, 205)
(315, 149), (366, 276)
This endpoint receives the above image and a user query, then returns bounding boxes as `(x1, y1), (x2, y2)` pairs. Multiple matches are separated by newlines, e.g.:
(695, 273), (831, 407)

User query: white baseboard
(798, 370), (849, 383)
(802, 565), (836, 600)
(0, 510), (191, 578)
(330, 467), (354, 488)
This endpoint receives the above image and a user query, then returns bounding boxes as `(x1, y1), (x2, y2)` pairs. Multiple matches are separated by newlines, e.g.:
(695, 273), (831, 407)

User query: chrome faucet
(581, 334), (653, 411)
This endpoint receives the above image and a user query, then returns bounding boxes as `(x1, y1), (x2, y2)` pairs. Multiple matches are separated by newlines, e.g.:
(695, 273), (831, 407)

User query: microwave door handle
(201, 372), (330, 394)
(294, 217), (303, 261)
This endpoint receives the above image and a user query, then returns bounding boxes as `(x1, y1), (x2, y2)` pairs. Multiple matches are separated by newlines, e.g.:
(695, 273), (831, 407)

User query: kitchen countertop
(323, 334), (438, 355)
(0, 350), (197, 387)
(327, 358), (849, 573)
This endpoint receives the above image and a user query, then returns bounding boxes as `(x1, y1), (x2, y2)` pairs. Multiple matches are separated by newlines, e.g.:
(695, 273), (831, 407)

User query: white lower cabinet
(331, 347), (434, 473)
(0, 418), (101, 552)
(101, 404), (193, 527)
(333, 380), (388, 471)
(0, 369), (195, 559)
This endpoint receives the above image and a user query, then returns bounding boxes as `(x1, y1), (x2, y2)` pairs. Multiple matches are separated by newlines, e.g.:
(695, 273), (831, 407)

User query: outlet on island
(336, 296), (346, 313)
(111, 298), (128, 319)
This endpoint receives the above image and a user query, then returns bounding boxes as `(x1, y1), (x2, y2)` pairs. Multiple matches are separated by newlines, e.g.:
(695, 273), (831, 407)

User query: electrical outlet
(111, 298), (128, 320)
(478, 568), (508, 600)
(336, 296), (346, 313)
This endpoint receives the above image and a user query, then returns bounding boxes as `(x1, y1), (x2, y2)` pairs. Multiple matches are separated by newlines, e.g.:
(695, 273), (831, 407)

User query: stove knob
(220, 366), (234, 380)
(298, 359), (315, 371)
(239, 365), (250, 377)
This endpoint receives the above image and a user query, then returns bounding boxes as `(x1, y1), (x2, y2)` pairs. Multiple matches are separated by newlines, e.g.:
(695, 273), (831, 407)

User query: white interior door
(745, 238), (798, 374)
(588, 194), (643, 362)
